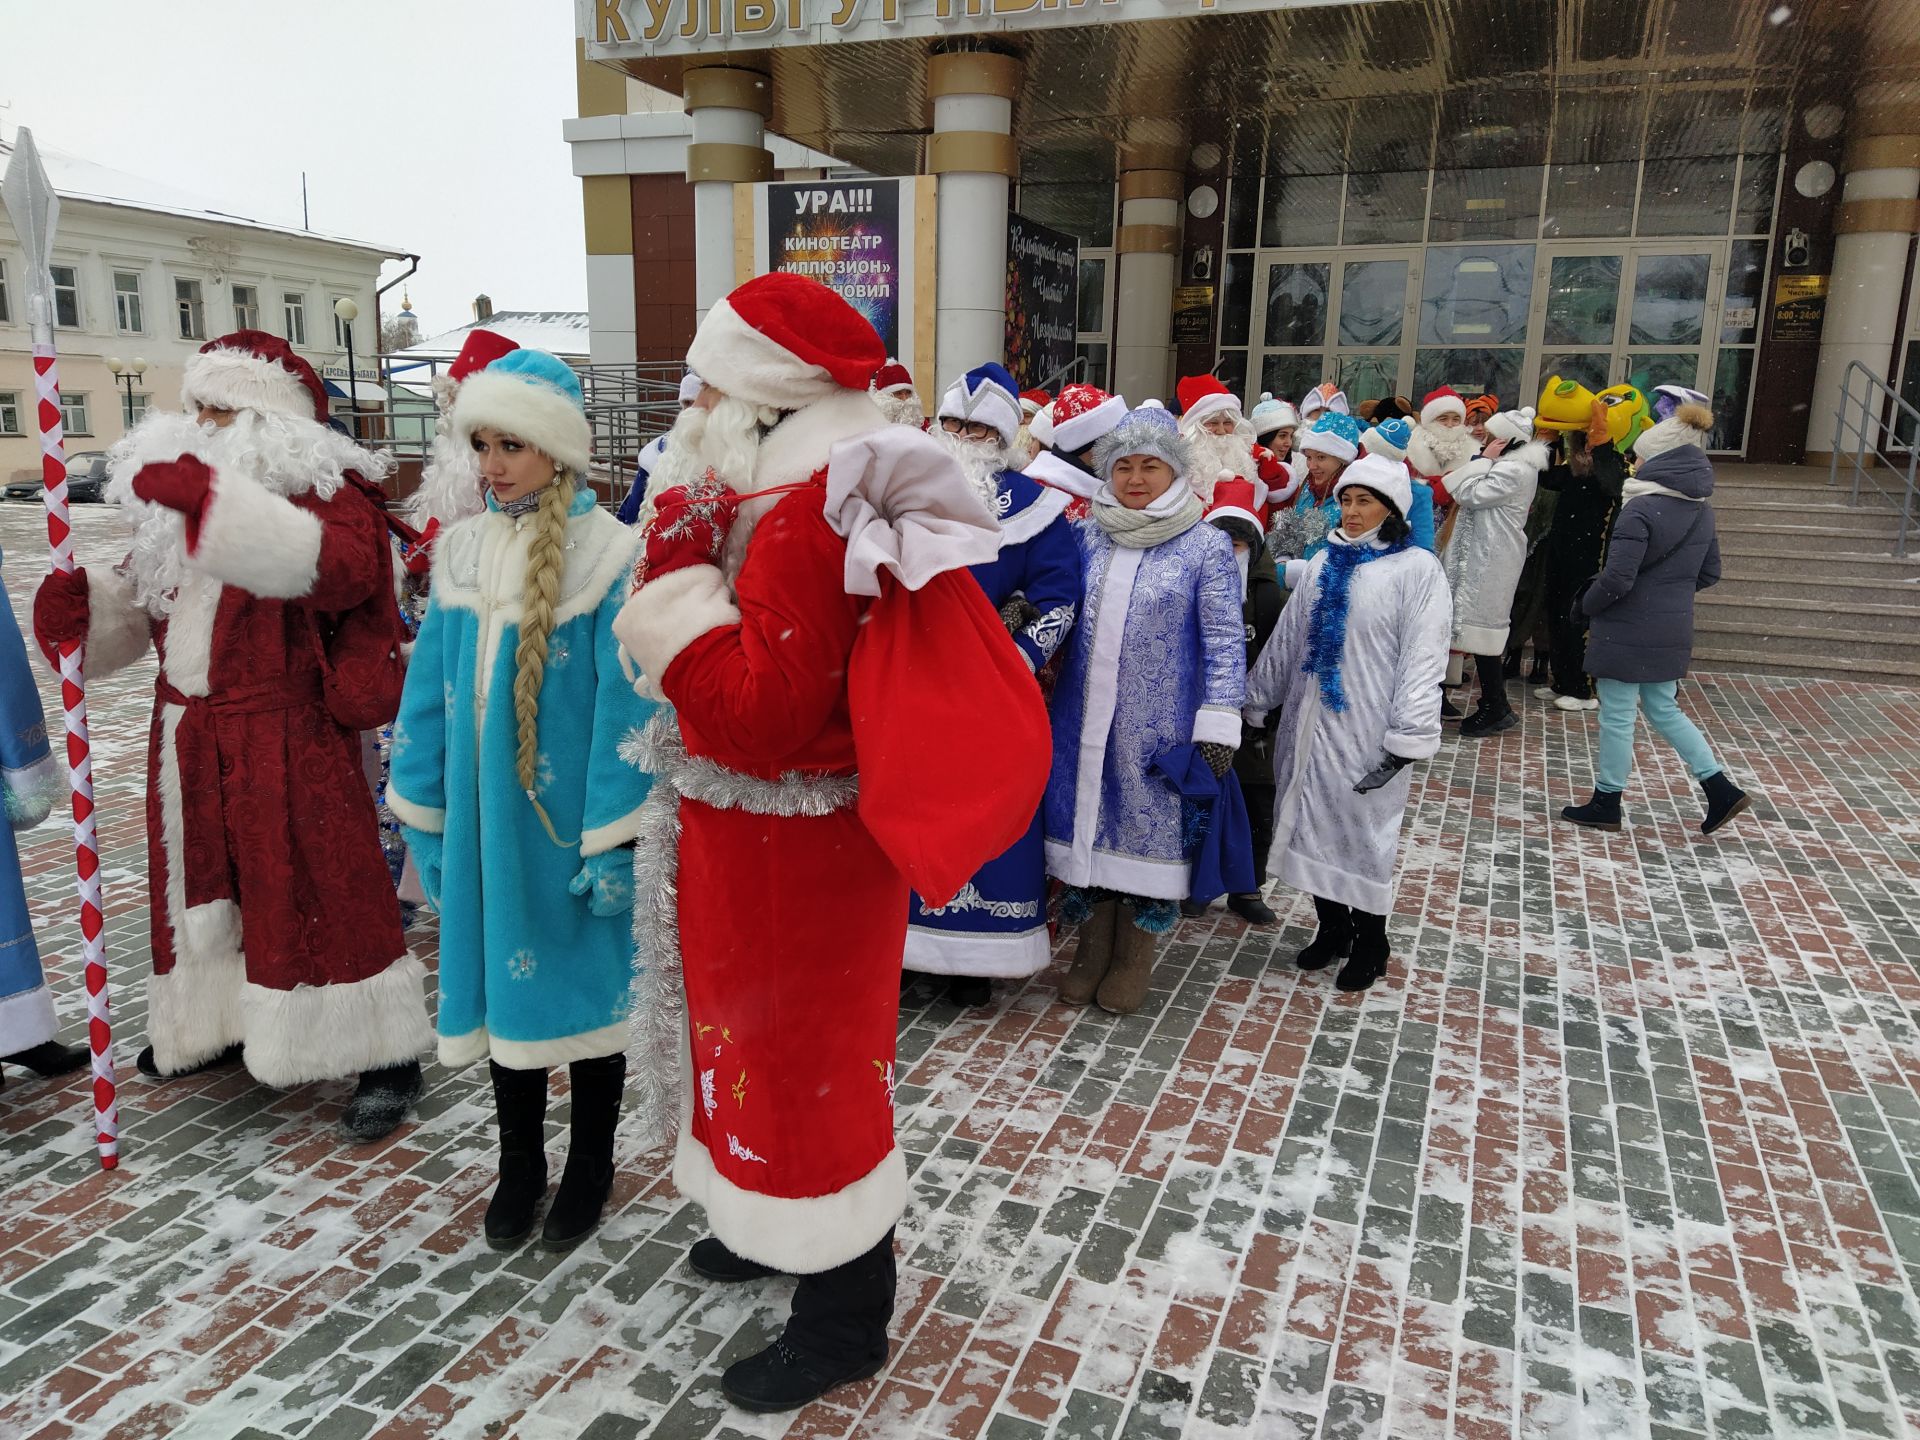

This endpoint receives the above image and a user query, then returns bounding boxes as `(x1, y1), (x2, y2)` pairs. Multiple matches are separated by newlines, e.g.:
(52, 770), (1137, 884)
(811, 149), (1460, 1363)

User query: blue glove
(402, 827), (444, 908)
(570, 848), (634, 917)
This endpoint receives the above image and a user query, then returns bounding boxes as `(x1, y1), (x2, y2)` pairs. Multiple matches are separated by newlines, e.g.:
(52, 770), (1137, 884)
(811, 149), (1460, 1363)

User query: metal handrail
(1830, 360), (1918, 558)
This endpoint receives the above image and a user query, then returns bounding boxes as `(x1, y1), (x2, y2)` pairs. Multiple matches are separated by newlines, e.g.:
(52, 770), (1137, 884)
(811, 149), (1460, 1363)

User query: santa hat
(448, 328), (519, 384)
(450, 348), (592, 478)
(1249, 393), (1300, 438)
(1463, 393), (1500, 427)
(1094, 405), (1194, 481)
(687, 272), (886, 410)
(1298, 382), (1349, 422)
(181, 330), (329, 423)
(1019, 387), (1051, 417)
(1635, 401), (1714, 461)
(1205, 475), (1264, 535)
(1050, 382), (1128, 454)
(678, 369), (707, 405)
(1361, 416), (1413, 464)
(1650, 384), (1710, 422)
(1419, 386), (1467, 426)
(1334, 453), (1413, 521)
(1176, 374), (1241, 431)
(1300, 411), (1361, 463)
(1028, 401), (1056, 448)
(938, 363), (1023, 446)
(874, 358), (916, 396)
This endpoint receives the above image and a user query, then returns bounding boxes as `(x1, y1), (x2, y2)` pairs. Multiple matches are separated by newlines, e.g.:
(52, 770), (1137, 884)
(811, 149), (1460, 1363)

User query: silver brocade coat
(1438, 442), (1549, 656)
(1248, 535), (1453, 915)
(1043, 518), (1246, 900)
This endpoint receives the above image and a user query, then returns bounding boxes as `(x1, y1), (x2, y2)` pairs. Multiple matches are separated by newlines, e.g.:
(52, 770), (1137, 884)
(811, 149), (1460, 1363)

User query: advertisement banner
(1004, 213), (1078, 391)
(758, 179), (911, 360)
(1771, 274), (1829, 344)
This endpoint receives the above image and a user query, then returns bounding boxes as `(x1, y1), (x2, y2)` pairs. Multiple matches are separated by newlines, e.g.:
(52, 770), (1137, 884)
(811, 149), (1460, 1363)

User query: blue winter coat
(617, 434), (667, 525)
(1580, 447), (1721, 683)
(1409, 481), (1436, 553)
(0, 551), (58, 1056)
(389, 492), (657, 1069)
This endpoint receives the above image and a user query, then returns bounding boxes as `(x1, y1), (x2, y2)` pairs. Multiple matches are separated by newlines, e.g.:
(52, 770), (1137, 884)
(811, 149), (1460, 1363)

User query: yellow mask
(1595, 383), (1651, 449)
(1534, 375), (1596, 432)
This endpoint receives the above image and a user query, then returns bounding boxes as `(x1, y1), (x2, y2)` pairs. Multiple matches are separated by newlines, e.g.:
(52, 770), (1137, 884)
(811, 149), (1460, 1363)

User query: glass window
(59, 392), (90, 436)
(1015, 183), (1114, 249)
(1638, 157), (1735, 236)
(1260, 353), (1326, 406)
(1219, 253), (1254, 348)
(1544, 163), (1637, 239)
(1343, 172), (1426, 246)
(1537, 352), (1612, 392)
(0, 259), (10, 325)
(1721, 240), (1766, 344)
(1710, 348), (1753, 452)
(176, 278), (206, 341)
(50, 264), (80, 328)
(1629, 253), (1710, 346)
(283, 292), (307, 346)
(1338, 353), (1400, 406)
(1264, 263), (1330, 348)
(127, 393), (150, 424)
(232, 284), (260, 331)
(113, 271), (144, 333)
(1429, 167), (1543, 242)
(333, 299), (354, 349)
(1735, 153), (1779, 235)
(1338, 260), (1407, 347)
(0, 391), (18, 435)
(1260, 174), (1341, 249)
(1544, 254), (1621, 347)
(1419, 244), (1535, 346)
(1073, 342), (1108, 391)
(1076, 258), (1107, 335)
(1214, 349), (1247, 401)
(1899, 341), (1920, 448)
(1414, 349), (1526, 406)
(1624, 353), (1701, 391)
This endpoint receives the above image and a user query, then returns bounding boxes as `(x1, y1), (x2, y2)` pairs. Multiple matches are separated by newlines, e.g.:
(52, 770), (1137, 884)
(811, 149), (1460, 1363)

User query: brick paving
(2, 501), (1920, 1440)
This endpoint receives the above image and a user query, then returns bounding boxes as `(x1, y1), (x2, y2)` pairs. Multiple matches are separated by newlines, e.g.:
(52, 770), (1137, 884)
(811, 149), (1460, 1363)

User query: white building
(0, 139), (412, 481)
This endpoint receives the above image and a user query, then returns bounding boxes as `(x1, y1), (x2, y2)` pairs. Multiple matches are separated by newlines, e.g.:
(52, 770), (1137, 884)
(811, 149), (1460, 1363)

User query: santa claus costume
(1175, 374), (1298, 518)
(31, 331), (431, 1142)
(903, 364), (1081, 1004)
(618, 369), (706, 525)
(870, 358), (924, 428)
(613, 275), (1049, 1412)
(1025, 381), (1127, 520)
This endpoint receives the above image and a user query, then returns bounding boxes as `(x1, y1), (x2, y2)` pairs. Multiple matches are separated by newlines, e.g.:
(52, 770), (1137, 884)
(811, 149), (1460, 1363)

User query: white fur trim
(146, 899), (247, 1074)
(1025, 450), (1098, 501)
(0, 982), (56, 1055)
(750, 388), (888, 492)
(182, 348), (317, 421)
(1179, 392), (1240, 433)
(1044, 837), (1191, 901)
(1420, 393), (1467, 426)
(431, 505), (640, 634)
(1205, 503), (1263, 536)
(1055, 546), (1141, 889)
(1028, 403), (1055, 447)
(241, 953), (431, 1087)
(1193, 705), (1242, 746)
(1053, 393), (1127, 454)
(160, 569), (220, 698)
(487, 1021), (628, 1070)
(439, 1026), (491, 1069)
(1301, 431), (1357, 463)
(937, 375), (1022, 446)
(3, 753), (60, 831)
(155, 704), (191, 971)
(1454, 620), (1511, 655)
(580, 805), (645, 857)
(385, 787), (445, 834)
(1335, 454), (1414, 520)
(451, 368), (592, 478)
(80, 567), (152, 676)
(1508, 440), (1552, 473)
(997, 481), (1071, 547)
(687, 295), (845, 412)
(613, 565), (738, 690)
(824, 426), (1002, 596)
(902, 924), (1050, 979)
(673, 1130), (908, 1274)
(190, 468), (323, 598)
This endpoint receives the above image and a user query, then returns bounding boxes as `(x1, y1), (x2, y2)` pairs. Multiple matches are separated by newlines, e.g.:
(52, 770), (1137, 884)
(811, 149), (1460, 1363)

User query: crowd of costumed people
(2, 272), (1752, 1414)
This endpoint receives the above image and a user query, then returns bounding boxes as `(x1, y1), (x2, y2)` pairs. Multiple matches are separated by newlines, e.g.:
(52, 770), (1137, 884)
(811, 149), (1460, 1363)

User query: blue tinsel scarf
(1300, 532), (1410, 712)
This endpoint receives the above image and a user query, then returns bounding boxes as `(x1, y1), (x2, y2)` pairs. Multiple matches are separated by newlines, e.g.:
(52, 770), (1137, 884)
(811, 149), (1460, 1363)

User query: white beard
(106, 409), (388, 615)
(408, 408), (486, 528)
(1406, 423), (1477, 479)
(875, 390), (924, 427)
(929, 428), (1011, 514)
(1184, 428), (1258, 502)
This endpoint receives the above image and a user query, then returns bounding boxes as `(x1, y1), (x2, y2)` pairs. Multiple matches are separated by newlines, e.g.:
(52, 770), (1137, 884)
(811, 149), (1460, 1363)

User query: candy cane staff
(30, 331), (433, 1145)
(614, 273), (1051, 1413)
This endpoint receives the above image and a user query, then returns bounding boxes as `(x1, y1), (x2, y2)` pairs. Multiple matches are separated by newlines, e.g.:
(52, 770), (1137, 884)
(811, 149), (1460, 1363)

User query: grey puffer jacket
(1579, 446), (1720, 683)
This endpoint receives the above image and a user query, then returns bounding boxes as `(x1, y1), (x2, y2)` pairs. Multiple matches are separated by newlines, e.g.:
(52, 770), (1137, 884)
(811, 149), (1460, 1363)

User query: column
(575, 39), (636, 366)
(1805, 74), (1920, 458)
(1112, 141), (1185, 404)
(928, 49), (1021, 388)
(685, 64), (774, 317)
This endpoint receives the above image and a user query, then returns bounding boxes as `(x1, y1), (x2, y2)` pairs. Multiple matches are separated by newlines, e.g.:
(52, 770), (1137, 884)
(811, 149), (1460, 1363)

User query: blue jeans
(1594, 678), (1722, 793)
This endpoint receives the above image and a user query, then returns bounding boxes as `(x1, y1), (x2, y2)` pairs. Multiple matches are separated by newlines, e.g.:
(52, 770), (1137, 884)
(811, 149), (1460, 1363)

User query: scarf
(1621, 475), (1705, 504)
(1091, 481), (1205, 549)
(1301, 526), (1410, 713)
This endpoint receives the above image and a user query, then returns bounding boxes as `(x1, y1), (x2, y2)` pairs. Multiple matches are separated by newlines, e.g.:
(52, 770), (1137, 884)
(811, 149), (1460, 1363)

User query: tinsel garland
(1267, 498), (1331, 560)
(1300, 535), (1409, 713)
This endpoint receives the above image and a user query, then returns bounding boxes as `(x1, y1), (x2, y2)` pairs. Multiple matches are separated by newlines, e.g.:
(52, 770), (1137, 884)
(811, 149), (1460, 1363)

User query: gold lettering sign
(641, 0), (675, 40)
(611, 0), (1140, 41)
(735, 0), (776, 28)
(597, 0), (632, 40)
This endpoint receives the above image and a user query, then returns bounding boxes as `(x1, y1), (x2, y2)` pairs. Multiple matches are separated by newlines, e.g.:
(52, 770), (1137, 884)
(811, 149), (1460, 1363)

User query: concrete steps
(1696, 592), (1919, 634)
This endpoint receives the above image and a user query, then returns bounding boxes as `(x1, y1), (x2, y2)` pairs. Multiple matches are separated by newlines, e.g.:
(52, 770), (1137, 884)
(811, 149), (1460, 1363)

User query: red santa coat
(80, 463), (429, 1086)
(616, 391), (1048, 1274)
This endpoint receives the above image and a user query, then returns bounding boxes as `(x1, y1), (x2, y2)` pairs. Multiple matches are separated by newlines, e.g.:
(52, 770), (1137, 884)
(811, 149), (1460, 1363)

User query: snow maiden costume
(389, 349), (657, 1251)
(1247, 454), (1452, 993)
(31, 331), (431, 1142)
(904, 363), (1080, 996)
(1044, 406), (1246, 1015)
(613, 274), (1049, 1412)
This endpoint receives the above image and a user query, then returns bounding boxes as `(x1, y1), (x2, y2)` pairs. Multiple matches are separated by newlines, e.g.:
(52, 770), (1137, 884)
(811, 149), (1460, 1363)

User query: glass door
(1528, 242), (1721, 400)
(1248, 249), (1419, 407)
(1621, 245), (1720, 394)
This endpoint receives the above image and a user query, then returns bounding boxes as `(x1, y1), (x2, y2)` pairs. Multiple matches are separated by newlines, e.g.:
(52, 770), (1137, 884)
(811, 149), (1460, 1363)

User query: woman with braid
(389, 350), (658, 1250)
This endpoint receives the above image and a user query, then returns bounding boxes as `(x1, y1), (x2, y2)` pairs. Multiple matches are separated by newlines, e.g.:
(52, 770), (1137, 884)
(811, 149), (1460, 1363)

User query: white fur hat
(450, 349), (592, 478)
(1334, 452), (1413, 520)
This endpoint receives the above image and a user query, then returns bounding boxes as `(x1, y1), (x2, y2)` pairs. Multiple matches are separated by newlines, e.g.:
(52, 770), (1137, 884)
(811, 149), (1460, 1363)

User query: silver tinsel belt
(619, 712), (860, 1150)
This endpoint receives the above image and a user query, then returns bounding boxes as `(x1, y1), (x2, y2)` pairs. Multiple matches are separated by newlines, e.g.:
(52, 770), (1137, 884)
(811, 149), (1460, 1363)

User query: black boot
(542, 1053), (625, 1251)
(136, 1042), (242, 1080)
(1459, 654), (1519, 738)
(1561, 788), (1623, 831)
(1699, 772), (1752, 836)
(338, 1059), (425, 1144)
(1296, 895), (1353, 971)
(1179, 898), (1208, 918)
(486, 1061), (549, 1250)
(945, 975), (992, 1007)
(1227, 892), (1278, 926)
(723, 1229), (895, 1412)
(2, 1040), (90, 1077)
(690, 1236), (783, 1282)
(1336, 910), (1391, 993)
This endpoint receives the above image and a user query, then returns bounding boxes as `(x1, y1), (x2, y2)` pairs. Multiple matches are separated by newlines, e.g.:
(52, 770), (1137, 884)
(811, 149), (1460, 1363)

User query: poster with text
(1004, 213), (1079, 391)
(760, 179), (907, 360)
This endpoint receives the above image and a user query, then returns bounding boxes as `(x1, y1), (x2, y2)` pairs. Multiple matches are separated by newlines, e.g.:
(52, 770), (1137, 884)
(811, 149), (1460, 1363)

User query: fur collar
(750, 389), (887, 493)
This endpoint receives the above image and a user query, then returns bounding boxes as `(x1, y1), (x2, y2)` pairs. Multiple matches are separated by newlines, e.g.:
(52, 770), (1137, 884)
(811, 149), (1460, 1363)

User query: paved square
(2, 501), (1918, 1439)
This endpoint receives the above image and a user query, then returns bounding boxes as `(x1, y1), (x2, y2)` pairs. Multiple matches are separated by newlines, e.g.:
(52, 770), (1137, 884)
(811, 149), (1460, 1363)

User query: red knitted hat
(1204, 475), (1263, 534)
(448, 328), (519, 382)
(689, 272), (887, 410)
(182, 330), (329, 422)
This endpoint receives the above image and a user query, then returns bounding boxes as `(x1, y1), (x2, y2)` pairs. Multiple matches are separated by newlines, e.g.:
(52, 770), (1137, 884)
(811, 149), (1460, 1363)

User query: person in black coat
(1535, 400), (1626, 709)
(1561, 403), (1754, 836)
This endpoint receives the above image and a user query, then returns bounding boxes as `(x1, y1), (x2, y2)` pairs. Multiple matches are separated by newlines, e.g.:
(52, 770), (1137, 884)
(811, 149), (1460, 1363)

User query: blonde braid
(514, 475), (576, 844)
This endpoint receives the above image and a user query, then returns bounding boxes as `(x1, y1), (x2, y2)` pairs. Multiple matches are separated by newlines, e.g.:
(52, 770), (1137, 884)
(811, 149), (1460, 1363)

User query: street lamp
(334, 297), (360, 438)
(105, 356), (148, 429)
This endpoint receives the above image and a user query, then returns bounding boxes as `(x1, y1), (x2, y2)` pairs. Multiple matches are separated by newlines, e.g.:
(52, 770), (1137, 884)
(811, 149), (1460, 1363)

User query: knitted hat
(1485, 406), (1539, 446)
(677, 369), (706, 405)
(688, 272), (886, 410)
(181, 330), (329, 422)
(1051, 382), (1128, 453)
(448, 328), (519, 383)
(1205, 475), (1264, 535)
(1298, 382), (1349, 421)
(874, 358), (915, 396)
(1361, 416), (1413, 463)
(450, 348), (591, 477)
(937, 363), (1023, 445)
(1635, 402), (1714, 461)
(1176, 374), (1240, 431)
(1094, 405), (1194, 480)
(1334, 453), (1412, 521)
(1300, 411), (1362, 463)
(1419, 386), (1466, 425)
(1249, 392), (1301, 438)
(1019, 387), (1051, 417)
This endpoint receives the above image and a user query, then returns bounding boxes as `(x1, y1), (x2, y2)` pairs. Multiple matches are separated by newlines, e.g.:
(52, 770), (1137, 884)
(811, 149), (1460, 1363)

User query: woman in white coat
(1248, 454), (1452, 992)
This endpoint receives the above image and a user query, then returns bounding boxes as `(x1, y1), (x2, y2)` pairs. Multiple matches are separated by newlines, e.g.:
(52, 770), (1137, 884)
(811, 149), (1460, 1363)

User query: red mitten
(1254, 445), (1287, 484)
(403, 517), (441, 577)
(640, 478), (741, 586)
(33, 567), (89, 665)
(131, 455), (215, 548)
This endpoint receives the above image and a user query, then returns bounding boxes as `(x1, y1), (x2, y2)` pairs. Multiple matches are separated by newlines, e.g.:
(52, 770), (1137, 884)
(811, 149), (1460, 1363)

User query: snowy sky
(0, 0), (588, 334)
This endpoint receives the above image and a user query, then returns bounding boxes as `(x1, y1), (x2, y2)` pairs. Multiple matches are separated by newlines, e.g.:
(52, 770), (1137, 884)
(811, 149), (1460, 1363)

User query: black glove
(1198, 741), (1235, 778)
(1353, 752), (1413, 794)
(1568, 593), (1587, 626)
(998, 595), (1040, 637)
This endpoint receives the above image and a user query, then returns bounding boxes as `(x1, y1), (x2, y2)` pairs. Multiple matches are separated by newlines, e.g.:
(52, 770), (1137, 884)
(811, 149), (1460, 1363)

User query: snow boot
(1096, 906), (1159, 1015)
(1459, 703), (1518, 739)
(485, 1061), (549, 1250)
(542, 1053), (625, 1251)
(1296, 895), (1353, 971)
(136, 1042), (242, 1080)
(1560, 788), (1623, 832)
(1179, 898), (1208, 918)
(1699, 772), (1752, 836)
(1060, 899), (1120, 1006)
(1336, 911), (1391, 993)
(338, 1060), (425, 1144)
(1227, 893), (1278, 926)
(724, 1230), (894, 1412)
(946, 976), (992, 1008)
(690, 1237), (783, 1283)
(2, 1040), (90, 1077)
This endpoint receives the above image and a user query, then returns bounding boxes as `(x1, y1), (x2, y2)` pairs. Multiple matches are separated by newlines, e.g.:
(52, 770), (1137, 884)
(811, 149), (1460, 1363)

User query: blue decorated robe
(388, 494), (659, 1069)
(0, 551), (59, 1055)
(1044, 516), (1246, 900)
(904, 471), (1079, 977)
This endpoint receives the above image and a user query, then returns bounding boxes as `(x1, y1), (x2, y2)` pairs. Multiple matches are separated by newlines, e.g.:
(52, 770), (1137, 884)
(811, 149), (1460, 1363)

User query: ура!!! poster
(764, 180), (904, 358)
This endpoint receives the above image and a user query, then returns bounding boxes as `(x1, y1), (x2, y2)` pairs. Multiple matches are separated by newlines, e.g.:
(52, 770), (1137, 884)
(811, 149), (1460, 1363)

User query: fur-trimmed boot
(1096, 905), (1159, 1015)
(1060, 900), (1120, 1006)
